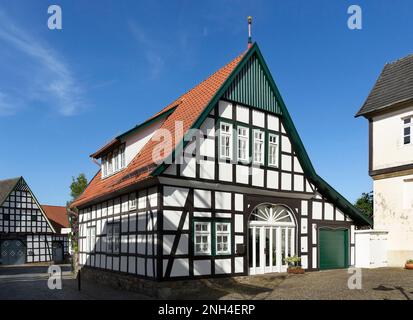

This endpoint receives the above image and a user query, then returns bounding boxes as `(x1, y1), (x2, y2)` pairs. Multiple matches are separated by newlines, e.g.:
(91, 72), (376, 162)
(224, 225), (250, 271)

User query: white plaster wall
(252, 110), (265, 127)
(374, 175), (413, 266)
(163, 186), (189, 207)
(236, 105), (249, 124)
(123, 117), (164, 166)
(200, 160), (215, 180)
(215, 192), (231, 210)
(200, 117), (215, 137)
(236, 165), (249, 184)
(194, 189), (211, 208)
(372, 105), (413, 170)
(215, 258), (231, 274)
(266, 170), (278, 189)
(219, 162), (233, 182)
(194, 260), (211, 275)
(267, 114), (279, 131)
(218, 100), (232, 119)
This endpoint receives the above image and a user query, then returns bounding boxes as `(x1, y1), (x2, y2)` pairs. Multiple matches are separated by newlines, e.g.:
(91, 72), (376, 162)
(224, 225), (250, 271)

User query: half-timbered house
(72, 42), (371, 282)
(0, 177), (70, 265)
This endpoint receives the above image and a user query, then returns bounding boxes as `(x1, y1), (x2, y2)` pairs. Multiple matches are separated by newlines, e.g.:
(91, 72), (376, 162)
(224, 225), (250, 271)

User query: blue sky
(0, 0), (412, 205)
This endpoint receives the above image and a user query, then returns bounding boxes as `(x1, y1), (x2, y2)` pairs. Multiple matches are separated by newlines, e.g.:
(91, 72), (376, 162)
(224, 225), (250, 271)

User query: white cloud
(0, 10), (85, 116)
(0, 91), (17, 116)
(129, 21), (166, 79)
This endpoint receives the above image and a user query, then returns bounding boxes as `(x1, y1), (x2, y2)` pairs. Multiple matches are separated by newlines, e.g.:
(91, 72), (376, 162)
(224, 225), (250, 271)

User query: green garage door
(319, 229), (348, 270)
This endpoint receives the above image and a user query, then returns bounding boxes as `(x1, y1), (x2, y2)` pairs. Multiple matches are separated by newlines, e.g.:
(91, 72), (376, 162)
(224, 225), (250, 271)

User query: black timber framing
(163, 189), (193, 279)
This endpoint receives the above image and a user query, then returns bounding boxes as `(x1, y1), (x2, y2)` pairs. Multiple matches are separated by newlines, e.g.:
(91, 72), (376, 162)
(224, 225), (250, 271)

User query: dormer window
(101, 145), (126, 178)
(114, 149), (119, 172)
(403, 117), (412, 145)
(107, 153), (113, 175)
(120, 145), (126, 168)
(102, 156), (108, 177)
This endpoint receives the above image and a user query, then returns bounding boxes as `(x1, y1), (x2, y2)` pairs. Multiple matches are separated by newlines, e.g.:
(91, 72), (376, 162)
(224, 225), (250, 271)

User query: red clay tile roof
(89, 139), (121, 159)
(71, 52), (245, 208)
(42, 205), (69, 233)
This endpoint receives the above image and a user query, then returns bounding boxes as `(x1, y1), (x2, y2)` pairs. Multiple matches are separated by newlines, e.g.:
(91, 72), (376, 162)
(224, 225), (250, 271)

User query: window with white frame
(237, 126), (249, 162)
(101, 145), (126, 178)
(403, 117), (412, 145)
(268, 133), (279, 167)
(113, 149), (119, 172)
(215, 222), (231, 255)
(253, 130), (264, 164)
(106, 222), (120, 254)
(129, 193), (137, 210)
(87, 226), (96, 253)
(102, 156), (107, 177)
(120, 145), (126, 168)
(194, 221), (211, 255)
(107, 153), (113, 175)
(220, 122), (233, 159)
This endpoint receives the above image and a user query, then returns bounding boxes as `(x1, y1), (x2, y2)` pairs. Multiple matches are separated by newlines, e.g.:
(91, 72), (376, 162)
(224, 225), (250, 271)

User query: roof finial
(248, 16), (252, 49)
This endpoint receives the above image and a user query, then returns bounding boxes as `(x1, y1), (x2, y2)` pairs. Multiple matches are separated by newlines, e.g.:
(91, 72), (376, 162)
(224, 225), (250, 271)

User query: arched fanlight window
(250, 204), (295, 226)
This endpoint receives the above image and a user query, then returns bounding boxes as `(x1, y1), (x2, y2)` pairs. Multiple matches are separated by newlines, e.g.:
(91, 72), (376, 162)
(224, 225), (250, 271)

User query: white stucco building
(356, 53), (413, 266)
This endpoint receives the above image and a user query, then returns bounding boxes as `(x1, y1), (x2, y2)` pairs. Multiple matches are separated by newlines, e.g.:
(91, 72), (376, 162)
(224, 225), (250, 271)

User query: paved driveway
(190, 268), (413, 300)
(0, 266), (412, 300)
(0, 264), (149, 300)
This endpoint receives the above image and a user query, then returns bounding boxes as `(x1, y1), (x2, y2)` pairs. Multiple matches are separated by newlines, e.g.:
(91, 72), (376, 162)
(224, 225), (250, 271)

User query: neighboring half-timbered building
(72, 43), (371, 282)
(0, 177), (70, 265)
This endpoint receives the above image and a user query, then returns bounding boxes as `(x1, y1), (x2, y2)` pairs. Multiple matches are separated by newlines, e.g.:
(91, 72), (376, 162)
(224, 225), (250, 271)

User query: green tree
(67, 173), (88, 267)
(354, 191), (373, 218)
(70, 173), (88, 200)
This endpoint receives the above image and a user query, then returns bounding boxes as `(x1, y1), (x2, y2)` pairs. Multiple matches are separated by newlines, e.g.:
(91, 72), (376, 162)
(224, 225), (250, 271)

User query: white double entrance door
(249, 225), (295, 275)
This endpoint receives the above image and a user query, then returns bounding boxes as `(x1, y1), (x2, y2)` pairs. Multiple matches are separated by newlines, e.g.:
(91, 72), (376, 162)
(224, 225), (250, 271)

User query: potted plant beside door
(405, 259), (413, 270)
(285, 256), (305, 274)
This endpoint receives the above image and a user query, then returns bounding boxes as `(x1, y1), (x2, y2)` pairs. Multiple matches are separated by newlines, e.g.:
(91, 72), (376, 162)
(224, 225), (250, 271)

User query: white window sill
(102, 167), (126, 179)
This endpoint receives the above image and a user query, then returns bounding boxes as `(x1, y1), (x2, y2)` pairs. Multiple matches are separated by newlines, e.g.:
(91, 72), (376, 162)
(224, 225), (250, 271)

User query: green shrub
(285, 255), (301, 267)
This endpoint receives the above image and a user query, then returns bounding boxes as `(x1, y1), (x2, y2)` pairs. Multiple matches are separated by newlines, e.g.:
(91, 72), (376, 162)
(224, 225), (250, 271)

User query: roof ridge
(42, 204), (66, 208)
(386, 53), (413, 66)
(152, 51), (246, 116)
(0, 176), (21, 183)
(179, 52), (245, 97)
(356, 53), (413, 117)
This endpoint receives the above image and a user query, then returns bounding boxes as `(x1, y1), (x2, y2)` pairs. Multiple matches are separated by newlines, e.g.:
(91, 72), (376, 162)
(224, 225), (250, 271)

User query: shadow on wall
(79, 205), (275, 298)
(80, 209), (226, 278)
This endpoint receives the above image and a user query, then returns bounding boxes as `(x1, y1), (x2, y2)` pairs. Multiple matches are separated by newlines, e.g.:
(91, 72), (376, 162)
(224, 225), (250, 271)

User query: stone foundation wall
(80, 267), (215, 299)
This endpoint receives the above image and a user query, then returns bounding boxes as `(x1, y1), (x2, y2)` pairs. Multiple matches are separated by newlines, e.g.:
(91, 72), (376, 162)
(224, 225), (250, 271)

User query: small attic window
(101, 144), (126, 179)
(403, 117), (412, 145)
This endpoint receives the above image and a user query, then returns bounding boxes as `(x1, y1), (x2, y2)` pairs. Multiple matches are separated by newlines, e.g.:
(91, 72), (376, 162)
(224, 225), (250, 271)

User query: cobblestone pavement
(207, 268), (413, 300)
(0, 265), (412, 300)
(0, 264), (150, 300)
